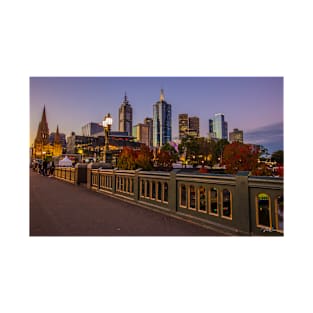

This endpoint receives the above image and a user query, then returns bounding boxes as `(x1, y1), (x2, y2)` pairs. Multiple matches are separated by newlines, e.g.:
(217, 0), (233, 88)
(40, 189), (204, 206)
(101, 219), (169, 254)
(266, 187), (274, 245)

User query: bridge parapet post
(168, 169), (180, 212)
(234, 171), (251, 235)
(134, 168), (142, 201)
(75, 163), (88, 185)
(112, 168), (116, 193)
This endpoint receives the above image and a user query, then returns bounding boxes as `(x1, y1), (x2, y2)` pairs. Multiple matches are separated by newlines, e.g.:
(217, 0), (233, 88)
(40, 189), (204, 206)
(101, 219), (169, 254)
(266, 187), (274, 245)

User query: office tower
(188, 116), (200, 137)
(208, 119), (214, 138)
(229, 128), (244, 143)
(153, 89), (172, 147)
(144, 117), (153, 147)
(133, 123), (150, 146)
(179, 113), (189, 139)
(213, 113), (228, 140)
(119, 93), (133, 136)
(82, 122), (103, 136)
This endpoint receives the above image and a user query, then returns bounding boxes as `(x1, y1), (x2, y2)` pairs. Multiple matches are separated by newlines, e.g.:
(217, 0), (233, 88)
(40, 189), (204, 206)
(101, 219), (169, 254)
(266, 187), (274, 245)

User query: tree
(222, 142), (259, 174)
(161, 143), (179, 162)
(271, 150), (284, 165)
(156, 150), (173, 169)
(135, 144), (153, 170)
(178, 135), (200, 165)
(214, 139), (229, 165)
(155, 143), (179, 170)
(117, 147), (137, 170)
(198, 137), (216, 166)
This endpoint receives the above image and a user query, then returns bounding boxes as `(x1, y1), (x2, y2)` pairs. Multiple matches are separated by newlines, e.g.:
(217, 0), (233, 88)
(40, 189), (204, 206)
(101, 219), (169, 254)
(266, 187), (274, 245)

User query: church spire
(42, 105), (47, 122)
(54, 125), (60, 145)
(160, 89), (165, 102)
(34, 105), (50, 145)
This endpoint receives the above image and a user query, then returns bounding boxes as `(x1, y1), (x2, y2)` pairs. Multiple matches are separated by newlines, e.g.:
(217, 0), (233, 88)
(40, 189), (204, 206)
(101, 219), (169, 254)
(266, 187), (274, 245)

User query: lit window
(198, 186), (206, 212)
(151, 181), (156, 199)
(222, 189), (232, 219)
(120, 177), (124, 191)
(157, 182), (162, 201)
(125, 177), (130, 192)
(276, 195), (284, 232)
(163, 183), (168, 203)
(180, 184), (187, 207)
(130, 179), (133, 194)
(257, 193), (271, 228)
(209, 188), (218, 215)
(116, 177), (120, 191)
(140, 179), (145, 197)
(146, 180), (150, 198)
(189, 185), (196, 209)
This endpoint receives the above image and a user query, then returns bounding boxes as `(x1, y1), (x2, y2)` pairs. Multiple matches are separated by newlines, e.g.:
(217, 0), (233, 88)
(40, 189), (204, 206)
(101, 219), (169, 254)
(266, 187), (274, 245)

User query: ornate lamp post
(102, 113), (113, 163)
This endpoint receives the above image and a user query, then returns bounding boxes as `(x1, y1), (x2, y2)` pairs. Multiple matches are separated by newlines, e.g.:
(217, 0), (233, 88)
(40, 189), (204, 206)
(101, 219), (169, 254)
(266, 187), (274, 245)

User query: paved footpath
(30, 170), (224, 236)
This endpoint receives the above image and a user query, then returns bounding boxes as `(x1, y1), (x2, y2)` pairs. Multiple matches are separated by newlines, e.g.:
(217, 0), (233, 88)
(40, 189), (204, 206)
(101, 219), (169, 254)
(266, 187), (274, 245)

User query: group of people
(32, 159), (55, 177)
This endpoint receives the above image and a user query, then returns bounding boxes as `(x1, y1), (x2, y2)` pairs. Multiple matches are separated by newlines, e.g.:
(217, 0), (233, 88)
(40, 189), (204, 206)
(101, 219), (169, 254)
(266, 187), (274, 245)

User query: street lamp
(102, 113), (113, 163)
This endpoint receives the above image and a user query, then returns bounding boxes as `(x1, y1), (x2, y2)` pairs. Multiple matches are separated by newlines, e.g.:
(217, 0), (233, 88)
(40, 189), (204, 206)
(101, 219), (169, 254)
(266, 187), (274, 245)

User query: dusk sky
(30, 77), (283, 153)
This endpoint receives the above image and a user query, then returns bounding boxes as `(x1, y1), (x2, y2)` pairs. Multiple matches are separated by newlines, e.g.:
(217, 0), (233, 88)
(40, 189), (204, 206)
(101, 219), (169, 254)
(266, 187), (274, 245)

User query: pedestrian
(43, 159), (48, 176)
(38, 162), (42, 175)
(49, 161), (55, 177)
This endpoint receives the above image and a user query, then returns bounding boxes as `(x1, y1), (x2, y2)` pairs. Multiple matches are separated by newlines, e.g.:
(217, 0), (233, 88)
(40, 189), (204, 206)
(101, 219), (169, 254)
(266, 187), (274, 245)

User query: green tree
(214, 139), (229, 165)
(271, 150), (284, 165)
(178, 135), (200, 165)
(161, 143), (179, 162)
(155, 143), (179, 170)
(198, 137), (216, 166)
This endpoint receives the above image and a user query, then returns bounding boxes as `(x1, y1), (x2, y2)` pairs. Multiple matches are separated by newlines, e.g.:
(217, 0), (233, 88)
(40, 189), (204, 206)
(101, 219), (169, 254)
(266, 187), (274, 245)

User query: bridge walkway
(30, 170), (224, 236)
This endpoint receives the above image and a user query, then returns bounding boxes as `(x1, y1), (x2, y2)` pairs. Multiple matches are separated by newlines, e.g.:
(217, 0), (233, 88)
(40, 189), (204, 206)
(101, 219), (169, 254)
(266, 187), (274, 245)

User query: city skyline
(30, 77), (283, 153)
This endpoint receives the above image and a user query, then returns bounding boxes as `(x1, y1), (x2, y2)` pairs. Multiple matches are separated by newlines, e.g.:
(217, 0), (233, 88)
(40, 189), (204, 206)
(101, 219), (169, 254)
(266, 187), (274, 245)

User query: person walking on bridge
(43, 159), (48, 176)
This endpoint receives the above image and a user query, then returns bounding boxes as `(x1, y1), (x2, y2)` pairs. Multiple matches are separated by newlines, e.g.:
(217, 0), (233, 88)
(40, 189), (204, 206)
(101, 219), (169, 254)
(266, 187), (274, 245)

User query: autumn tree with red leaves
(135, 144), (153, 170)
(222, 142), (259, 174)
(117, 147), (137, 170)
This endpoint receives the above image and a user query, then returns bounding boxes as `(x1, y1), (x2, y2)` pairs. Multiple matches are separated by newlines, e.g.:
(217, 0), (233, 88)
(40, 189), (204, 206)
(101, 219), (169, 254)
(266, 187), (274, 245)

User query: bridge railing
(54, 164), (283, 236)
(54, 167), (76, 184)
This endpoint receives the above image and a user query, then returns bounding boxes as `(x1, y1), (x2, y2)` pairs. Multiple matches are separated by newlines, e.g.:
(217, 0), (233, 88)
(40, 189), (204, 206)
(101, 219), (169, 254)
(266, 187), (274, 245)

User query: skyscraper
(179, 113), (188, 139)
(188, 116), (200, 137)
(119, 93), (133, 136)
(144, 117), (153, 147)
(133, 123), (149, 146)
(229, 128), (244, 143)
(213, 113), (228, 140)
(208, 119), (214, 136)
(153, 89), (172, 147)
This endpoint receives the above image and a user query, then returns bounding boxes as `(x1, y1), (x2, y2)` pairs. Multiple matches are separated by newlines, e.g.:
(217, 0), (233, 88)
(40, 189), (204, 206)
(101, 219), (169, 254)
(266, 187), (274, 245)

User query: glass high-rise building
(153, 89), (172, 147)
(119, 93), (133, 136)
(213, 113), (228, 140)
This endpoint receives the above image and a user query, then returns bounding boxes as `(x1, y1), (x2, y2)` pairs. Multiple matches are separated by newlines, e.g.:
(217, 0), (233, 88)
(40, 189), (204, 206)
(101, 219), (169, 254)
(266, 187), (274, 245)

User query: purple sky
(30, 77), (283, 152)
